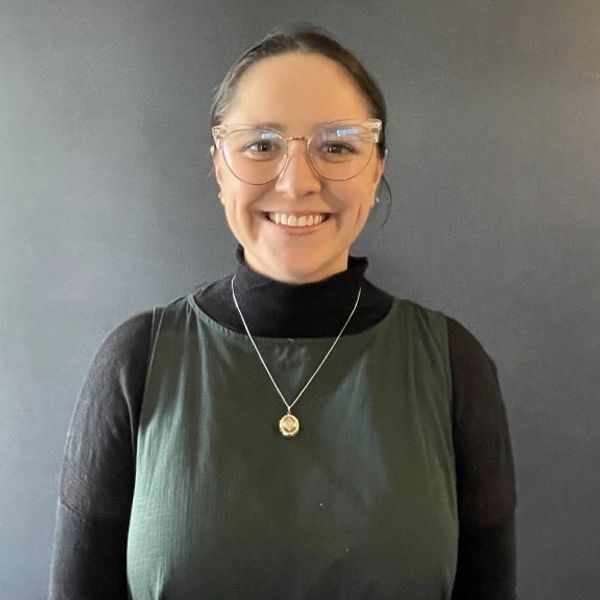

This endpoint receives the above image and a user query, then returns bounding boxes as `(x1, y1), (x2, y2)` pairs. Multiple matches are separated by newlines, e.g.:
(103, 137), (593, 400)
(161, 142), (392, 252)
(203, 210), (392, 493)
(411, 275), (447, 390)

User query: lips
(263, 212), (330, 229)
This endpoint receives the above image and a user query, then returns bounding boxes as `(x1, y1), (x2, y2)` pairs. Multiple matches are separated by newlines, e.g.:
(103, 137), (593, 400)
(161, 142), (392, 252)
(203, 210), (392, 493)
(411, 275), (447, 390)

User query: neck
(193, 243), (394, 338)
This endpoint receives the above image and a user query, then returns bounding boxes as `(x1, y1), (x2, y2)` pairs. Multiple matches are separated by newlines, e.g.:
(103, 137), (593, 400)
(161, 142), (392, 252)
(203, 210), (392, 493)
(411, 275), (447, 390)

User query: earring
(375, 196), (380, 204)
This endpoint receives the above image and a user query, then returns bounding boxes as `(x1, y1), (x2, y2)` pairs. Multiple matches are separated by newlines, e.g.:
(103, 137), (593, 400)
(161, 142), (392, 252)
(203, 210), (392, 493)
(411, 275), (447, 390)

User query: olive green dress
(126, 292), (458, 599)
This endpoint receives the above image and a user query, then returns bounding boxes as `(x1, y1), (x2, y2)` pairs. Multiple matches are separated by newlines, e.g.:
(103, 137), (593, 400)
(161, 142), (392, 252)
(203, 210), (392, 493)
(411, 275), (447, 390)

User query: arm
(48, 310), (153, 599)
(447, 317), (517, 600)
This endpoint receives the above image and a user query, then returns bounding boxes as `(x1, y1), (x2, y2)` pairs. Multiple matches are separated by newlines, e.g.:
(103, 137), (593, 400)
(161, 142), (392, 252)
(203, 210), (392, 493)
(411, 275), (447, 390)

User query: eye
(322, 142), (355, 154)
(246, 140), (274, 153)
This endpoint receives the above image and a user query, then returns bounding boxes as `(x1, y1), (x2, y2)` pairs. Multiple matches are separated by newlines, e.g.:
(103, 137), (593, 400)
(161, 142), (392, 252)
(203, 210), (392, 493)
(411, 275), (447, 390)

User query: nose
(274, 139), (322, 198)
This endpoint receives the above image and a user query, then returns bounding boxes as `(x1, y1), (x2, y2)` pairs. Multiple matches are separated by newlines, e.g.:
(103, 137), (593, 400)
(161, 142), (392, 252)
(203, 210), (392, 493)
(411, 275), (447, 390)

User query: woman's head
(210, 24), (390, 284)
(210, 24), (388, 161)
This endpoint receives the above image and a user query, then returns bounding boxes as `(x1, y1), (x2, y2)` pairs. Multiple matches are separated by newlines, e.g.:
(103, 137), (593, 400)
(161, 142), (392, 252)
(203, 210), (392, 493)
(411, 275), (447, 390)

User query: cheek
(334, 181), (375, 212)
(224, 183), (264, 209)
(222, 187), (270, 231)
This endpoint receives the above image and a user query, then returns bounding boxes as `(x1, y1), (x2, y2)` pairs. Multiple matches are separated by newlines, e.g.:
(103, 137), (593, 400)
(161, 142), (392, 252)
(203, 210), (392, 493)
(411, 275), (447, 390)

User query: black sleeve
(48, 307), (517, 598)
(447, 317), (517, 599)
(48, 310), (153, 600)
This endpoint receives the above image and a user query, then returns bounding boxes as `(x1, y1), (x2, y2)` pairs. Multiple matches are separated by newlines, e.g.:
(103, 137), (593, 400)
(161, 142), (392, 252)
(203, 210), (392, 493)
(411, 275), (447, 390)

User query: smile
(265, 213), (331, 227)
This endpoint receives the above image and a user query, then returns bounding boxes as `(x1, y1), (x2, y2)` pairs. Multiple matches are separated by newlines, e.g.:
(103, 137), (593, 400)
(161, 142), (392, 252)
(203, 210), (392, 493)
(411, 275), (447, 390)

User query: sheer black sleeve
(48, 308), (517, 599)
(447, 316), (517, 599)
(48, 310), (153, 600)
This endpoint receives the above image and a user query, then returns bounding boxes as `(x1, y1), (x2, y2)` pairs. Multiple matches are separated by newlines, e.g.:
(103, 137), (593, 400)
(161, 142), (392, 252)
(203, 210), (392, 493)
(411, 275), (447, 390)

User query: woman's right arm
(48, 310), (153, 600)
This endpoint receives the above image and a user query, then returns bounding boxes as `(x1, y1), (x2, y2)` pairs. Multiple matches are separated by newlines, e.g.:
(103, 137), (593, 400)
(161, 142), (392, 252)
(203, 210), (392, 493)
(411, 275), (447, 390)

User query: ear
(370, 150), (387, 208)
(375, 148), (387, 183)
(371, 149), (387, 194)
(210, 145), (225, 195)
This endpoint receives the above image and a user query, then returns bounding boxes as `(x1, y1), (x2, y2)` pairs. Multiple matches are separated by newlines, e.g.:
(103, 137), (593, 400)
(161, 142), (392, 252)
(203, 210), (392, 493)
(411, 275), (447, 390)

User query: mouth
(261, 212), (332, 229)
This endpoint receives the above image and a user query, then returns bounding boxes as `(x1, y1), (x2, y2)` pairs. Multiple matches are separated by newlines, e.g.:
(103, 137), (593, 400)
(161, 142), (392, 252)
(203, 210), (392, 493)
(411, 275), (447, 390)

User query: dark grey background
(2, 1), (598, 598)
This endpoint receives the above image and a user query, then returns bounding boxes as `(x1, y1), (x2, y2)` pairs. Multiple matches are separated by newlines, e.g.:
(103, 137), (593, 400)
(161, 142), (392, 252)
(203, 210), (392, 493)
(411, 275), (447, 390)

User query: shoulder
(72, 308), (156, 449)
(444, 315), (499, 382)
(383, 294), (496, 370)
(61, 309), (156, 518)
(387, 296), (452, 353)
(99, 309), (154, 354)
(390, 296), (448, 328)
(84, 309), (155, 381)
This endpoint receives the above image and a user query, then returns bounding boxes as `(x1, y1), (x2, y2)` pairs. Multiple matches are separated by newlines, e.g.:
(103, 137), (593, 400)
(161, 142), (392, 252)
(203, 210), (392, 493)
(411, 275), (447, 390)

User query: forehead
(224, 52), (373, 130)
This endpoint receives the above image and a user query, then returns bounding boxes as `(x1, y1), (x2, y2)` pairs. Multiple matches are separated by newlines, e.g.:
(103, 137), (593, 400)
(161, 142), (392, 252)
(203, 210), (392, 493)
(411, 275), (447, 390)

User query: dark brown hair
(210, 23), (392, 225)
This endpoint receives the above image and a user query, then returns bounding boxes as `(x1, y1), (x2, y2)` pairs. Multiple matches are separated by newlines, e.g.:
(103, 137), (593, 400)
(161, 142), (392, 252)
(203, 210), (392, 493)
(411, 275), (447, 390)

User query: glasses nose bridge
(282, 135), (315, 171)
(277, 134), (321, 185)
(284, 135), (310, 154)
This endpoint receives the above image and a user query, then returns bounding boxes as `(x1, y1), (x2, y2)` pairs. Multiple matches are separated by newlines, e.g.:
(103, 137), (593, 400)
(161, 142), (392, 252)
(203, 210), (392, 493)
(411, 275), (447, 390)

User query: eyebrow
(253, 122), (286, 131)
(244, 120), (334, 132)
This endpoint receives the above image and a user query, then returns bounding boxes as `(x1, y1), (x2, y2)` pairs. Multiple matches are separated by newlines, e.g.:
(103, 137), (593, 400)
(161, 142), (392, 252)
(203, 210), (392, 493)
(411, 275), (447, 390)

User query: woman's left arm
(446, 317), (517, 600)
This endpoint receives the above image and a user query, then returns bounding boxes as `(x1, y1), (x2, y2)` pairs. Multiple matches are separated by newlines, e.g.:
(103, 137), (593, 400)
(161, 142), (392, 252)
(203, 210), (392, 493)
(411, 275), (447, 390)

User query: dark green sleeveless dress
(126, 292), (458, 599)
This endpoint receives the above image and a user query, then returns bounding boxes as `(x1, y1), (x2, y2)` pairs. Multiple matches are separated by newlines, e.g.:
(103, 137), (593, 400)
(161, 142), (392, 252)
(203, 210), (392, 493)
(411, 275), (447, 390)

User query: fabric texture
(48, 246), (517, 599)
(126, 293), (457, 599)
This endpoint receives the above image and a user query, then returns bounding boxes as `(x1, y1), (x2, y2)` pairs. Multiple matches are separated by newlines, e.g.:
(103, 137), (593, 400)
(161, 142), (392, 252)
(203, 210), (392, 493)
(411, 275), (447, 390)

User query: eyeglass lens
(221, 124), (377, 184)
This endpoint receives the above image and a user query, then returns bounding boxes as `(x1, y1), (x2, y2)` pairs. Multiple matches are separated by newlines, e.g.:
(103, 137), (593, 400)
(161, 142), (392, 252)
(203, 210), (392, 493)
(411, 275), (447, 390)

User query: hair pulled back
(210, 23), (392, 225)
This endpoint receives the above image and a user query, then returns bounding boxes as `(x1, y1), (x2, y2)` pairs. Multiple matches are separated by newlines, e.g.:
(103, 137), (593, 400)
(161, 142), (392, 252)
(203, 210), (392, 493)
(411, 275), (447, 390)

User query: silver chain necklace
(230, 274), (362, 438)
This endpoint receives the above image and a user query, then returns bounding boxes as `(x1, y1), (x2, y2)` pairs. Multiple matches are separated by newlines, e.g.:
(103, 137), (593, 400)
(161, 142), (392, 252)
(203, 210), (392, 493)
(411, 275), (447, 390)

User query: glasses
(211, 118), (382, 185)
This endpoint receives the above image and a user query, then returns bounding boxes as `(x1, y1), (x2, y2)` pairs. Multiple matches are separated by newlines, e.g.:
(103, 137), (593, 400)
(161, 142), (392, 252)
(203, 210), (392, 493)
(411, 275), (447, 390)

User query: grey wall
(2, 1), (598, 598)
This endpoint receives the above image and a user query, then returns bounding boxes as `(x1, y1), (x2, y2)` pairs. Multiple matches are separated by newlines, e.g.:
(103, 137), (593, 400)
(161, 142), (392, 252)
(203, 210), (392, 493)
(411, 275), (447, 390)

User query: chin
(272, 258), (341, 284)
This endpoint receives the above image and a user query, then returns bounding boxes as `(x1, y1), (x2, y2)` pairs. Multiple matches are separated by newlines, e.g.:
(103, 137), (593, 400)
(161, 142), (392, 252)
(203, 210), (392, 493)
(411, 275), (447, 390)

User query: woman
(49, 24), (516, 599)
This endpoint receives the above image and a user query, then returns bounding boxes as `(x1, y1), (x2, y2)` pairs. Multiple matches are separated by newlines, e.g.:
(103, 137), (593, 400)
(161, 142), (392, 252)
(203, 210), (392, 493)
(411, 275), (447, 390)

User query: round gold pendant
(279, 413), (300, 437)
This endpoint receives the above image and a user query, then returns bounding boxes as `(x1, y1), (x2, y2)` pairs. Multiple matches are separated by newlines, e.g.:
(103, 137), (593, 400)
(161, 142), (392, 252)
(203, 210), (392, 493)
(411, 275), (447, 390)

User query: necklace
(230, 274), (362, 438)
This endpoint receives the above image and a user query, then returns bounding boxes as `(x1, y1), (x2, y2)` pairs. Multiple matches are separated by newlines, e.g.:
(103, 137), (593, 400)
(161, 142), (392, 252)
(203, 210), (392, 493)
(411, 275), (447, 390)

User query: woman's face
(212, 52), (386, 284)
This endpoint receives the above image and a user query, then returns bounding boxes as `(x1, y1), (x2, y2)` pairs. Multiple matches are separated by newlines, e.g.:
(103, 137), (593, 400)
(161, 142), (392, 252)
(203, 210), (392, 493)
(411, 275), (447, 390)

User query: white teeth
(267, 213), (328, 227)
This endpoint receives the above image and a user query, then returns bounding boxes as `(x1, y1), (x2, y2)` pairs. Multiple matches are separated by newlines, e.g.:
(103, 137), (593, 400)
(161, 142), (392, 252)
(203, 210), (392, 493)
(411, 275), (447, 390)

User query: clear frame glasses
(211, 118), (383, 185)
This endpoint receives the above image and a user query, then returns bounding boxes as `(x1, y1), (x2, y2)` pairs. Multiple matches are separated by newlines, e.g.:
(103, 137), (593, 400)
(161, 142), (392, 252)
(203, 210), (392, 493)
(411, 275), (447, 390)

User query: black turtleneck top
(49, 245), (517, 599)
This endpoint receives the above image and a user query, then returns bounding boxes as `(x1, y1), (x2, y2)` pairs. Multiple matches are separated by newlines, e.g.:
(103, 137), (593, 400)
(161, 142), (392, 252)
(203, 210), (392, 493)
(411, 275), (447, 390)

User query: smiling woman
(210, 52), (386, 284)
(49, 23), (516, 600)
